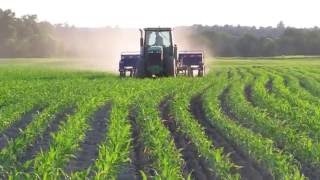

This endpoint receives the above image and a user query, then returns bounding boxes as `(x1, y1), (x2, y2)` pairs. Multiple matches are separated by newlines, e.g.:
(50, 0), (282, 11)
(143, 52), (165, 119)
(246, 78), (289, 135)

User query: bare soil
(227, 69), (233, 80)
(0, 107), (43, 150)
(283, 78), (289, 87)
(265, 79), (273, 93)
(64, 104), (110, 173)
(118, 109), (151, 180)
(18, 107), (75, 165)
(159, 99), (216, 180)
(244, 85), (254, 104)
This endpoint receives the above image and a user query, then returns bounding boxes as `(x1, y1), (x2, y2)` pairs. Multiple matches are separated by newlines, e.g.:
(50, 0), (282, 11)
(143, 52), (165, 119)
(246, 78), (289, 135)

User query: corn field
(0, 58), (320, 180)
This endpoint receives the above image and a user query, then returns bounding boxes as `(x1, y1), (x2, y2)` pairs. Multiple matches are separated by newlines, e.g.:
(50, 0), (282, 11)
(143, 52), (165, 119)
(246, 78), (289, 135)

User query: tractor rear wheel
(198, 65), (205, 77)
(187, 67), (193, 77)
(198, 70), (203, 77)
(120, 71), (125, 77)
(167, 58), (176, 77)
(136, 60), (145, 78)
(129, 69), (134, 77)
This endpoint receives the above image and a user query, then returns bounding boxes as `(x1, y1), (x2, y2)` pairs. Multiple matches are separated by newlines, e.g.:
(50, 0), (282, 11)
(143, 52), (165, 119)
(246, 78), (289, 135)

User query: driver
(154, 32), (164, 46)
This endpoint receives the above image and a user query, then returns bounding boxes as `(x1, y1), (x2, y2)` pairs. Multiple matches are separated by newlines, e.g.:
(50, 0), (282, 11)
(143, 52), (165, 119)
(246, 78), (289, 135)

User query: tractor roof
(144, 27), (172, 31)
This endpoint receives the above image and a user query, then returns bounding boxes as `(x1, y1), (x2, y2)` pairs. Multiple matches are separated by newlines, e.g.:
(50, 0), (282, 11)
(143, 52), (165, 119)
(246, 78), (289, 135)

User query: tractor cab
(143, 28), (173, 53)
(136, 28), (177, 77)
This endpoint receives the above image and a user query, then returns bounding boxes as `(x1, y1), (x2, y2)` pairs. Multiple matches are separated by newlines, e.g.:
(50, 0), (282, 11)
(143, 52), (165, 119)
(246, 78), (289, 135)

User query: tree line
(0, 9), (59, 57)
(187, 23), (320, 57)
(1, 8), (320, 58)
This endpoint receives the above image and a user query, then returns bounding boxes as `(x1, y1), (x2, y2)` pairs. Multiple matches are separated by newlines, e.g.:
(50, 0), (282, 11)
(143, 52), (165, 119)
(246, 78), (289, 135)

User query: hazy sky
(1, 0), (319, 28)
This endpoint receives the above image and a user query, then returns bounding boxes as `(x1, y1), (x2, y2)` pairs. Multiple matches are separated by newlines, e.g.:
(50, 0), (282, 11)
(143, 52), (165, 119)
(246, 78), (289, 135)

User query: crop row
(1, 64), (320, 179)
(202, 68), (304, 179)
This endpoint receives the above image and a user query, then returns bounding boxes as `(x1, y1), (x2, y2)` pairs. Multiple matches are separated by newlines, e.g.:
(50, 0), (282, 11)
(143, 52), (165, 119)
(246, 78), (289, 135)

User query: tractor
(118, 27), (205, 77)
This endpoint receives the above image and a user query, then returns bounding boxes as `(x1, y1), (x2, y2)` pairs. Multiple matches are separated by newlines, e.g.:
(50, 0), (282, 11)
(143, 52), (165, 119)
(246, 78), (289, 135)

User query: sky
(1, 0), (320, 28)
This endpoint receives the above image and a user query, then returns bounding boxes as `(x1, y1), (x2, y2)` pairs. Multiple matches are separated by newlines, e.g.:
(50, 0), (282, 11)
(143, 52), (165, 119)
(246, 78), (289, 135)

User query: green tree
(236, 34), (259, 57)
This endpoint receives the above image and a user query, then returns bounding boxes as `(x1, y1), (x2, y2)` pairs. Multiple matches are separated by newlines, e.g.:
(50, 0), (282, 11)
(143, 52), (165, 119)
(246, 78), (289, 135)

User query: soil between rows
(18, 107), (75, 165)
(191, 94), (273, 180)
(118, 109), (151, 180)
(265, 79), (273, 93)
(227, 69), (233, 80)
(159, 99), (216, 180)
(0, 107), (43, 150)
(64, 104), (110, 173)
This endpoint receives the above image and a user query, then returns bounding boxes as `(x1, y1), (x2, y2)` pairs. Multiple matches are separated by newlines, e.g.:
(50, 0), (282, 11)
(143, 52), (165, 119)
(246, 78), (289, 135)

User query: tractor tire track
(118, 109), (150, 180)
(244, 85), (320, 179)
(0, 107), (43, 150)
(64, 104), (110, 173)
(191, 95), (273, 180)
(18, 107), (75, 165)
(159, 99), (216, 180)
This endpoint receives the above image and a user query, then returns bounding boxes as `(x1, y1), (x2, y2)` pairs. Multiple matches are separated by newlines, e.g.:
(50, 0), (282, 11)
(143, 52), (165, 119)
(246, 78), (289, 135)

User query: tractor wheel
(132, 68), (137, 77)
(136, 60), (145, 78)
(187, 67), (193, 77)
(198, 65), (205, 77)
(120, 71), (125, 77)
(167, 58), (176, 77)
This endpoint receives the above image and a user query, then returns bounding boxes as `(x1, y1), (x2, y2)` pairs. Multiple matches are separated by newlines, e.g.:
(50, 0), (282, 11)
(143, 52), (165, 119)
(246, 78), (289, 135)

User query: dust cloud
(174, 28), (214, 71)
(57, 27), (213, 73)
(57, 28), (140, 73)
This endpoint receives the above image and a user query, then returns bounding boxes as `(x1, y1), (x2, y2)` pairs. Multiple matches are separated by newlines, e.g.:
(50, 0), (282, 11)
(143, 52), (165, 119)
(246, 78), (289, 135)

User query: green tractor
(136, 28), (177, 77)
(118, 27), (205, 78)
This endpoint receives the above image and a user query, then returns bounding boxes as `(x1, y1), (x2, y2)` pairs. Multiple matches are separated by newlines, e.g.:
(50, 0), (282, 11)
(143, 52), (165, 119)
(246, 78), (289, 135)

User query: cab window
(145, 31), (171, 47)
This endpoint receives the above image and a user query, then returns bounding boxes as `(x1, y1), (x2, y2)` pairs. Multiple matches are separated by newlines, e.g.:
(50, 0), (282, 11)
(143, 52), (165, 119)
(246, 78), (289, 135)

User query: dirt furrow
(283, 78), (289, 87)
(244, 85), (254, 105)
(227, 69), (233, 80)
(159, 99), (216, 180)
(64, 104), (110, 173)
(118, 110), (150, 180)
(265, 79), (273, 93)
(18, 107), (75, 164)
(0, 107), (43, 150)
(191, 94), (273, 180)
